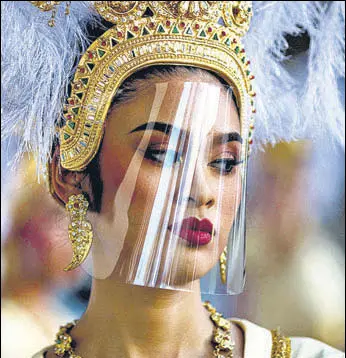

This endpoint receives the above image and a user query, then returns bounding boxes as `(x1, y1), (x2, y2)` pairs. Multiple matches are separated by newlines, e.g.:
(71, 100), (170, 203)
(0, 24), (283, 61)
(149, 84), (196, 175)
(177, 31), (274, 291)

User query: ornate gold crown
(30, 1), (256, 171)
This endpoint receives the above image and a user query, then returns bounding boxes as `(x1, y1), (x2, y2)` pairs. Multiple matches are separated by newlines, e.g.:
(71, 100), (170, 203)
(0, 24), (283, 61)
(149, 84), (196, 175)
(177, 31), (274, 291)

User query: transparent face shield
(83, 81), (249, 294)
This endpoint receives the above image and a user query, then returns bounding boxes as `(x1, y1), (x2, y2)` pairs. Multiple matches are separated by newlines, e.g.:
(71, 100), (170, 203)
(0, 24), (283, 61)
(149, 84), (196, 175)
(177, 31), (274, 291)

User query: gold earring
(64, 194), (93, 271)
(220, 247), (227, 284)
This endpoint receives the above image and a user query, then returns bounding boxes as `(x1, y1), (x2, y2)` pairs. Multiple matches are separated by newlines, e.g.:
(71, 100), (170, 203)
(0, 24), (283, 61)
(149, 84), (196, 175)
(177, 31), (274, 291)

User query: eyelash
(142, 148), (242, 174)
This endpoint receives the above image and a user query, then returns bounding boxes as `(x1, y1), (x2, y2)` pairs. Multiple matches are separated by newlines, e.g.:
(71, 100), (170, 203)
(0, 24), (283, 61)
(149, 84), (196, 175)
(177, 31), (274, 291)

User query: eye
(143, 149), (182, 166)
(208, 158), (242, 174)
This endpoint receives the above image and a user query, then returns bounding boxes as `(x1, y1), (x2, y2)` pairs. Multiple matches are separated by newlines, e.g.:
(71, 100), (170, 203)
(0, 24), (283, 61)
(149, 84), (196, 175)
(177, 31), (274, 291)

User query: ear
(50, 145), (87, 205)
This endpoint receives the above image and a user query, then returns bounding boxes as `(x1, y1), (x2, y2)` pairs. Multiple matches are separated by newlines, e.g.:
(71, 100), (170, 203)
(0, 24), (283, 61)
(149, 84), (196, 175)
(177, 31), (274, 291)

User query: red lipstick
(172, 217), (214, 246)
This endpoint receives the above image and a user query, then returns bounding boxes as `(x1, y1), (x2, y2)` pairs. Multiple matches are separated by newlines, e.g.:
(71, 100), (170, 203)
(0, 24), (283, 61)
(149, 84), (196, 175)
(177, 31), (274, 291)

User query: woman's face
(89, 74), (243, 289)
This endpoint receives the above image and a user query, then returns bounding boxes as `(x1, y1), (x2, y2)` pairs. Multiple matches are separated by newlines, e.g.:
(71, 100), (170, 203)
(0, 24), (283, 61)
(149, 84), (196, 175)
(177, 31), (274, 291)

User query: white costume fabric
(32, 319), (345, 358)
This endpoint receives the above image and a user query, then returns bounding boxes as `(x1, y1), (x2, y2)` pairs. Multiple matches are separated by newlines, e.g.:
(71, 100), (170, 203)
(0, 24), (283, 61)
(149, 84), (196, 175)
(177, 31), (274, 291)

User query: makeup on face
(169, 217), (214, 246)
(129, 121), (243, 174)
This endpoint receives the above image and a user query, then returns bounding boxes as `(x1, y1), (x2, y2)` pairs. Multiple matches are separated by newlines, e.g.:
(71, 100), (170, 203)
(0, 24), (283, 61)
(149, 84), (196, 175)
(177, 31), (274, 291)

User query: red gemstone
(88, 52), (93, 59)
(180, 22), (185, 28)
(250, 124), (255, 129)
(69, 99), (75, 105)
(207, 27), (213, 33)
(133, 26), (139, 32)
(246, 60), (251, 65)
(250, 75), (255, 80)
(117, 31), (123, 37)
(249, 139), (253, 145)
(67, 114), (72, 120)
(194, 24), (200, 30)
(252, 109), (257, 114)
(252, 92), (257, 97)
(149, 22), (155, 28)
(232, 39), (237, 44)
(241, 49), (245, 53)
(221, 31), (226, 37)
(79, 67), (85, 73)
(233, 8), (240, 16)
(101, 41), (107, 46)
(166, 20), (171, 27)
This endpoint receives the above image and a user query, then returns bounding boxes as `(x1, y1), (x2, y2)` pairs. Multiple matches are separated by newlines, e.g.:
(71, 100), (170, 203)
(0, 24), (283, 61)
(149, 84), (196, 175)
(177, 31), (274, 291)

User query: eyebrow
(213, 132), (243, 144)
(129, 121), (242, 144)
(129, 121), (172, 135)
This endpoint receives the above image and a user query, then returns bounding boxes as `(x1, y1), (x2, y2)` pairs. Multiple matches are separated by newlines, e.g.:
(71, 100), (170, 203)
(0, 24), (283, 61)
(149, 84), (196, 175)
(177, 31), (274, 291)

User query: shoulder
(291, 337), (345, 358)
(230, 318), (344, 358)
(32, 346), (54, 358)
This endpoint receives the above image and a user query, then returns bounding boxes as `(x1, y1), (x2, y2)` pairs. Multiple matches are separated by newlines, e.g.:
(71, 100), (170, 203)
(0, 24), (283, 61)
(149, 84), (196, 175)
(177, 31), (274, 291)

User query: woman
(1, 1), (344, 357)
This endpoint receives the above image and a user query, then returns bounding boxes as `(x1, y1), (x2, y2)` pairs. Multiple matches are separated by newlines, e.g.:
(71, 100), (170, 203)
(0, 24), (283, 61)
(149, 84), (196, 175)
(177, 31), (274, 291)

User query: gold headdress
(32, 1), (256, 171)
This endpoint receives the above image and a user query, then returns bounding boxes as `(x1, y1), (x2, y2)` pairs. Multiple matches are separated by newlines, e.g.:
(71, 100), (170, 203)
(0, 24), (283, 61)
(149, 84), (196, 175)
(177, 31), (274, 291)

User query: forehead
(109, 79), (240, 134)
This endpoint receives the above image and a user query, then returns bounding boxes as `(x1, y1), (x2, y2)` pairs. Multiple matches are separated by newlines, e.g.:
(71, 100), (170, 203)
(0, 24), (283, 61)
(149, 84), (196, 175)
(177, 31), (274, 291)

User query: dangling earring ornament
(220, 247), (227, 284)
(64, 194), (93, 271)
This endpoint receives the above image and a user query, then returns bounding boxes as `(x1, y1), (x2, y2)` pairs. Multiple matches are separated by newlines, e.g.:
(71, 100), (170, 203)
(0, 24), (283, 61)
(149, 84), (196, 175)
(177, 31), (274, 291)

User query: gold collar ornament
(52, 301), (291, 358)
(31, 1), (256, 171)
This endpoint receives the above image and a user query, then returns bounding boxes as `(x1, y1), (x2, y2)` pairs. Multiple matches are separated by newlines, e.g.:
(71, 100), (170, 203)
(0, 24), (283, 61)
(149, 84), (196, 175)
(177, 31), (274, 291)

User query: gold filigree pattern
(64, 194), (93, 271)
(30, 1), (256, 170)
(204, 301), (234, 357)
(30, 1), (61, 11)
(271, 329), (292, 358)
(220, 247), (227, 284)
(60, 8), (256, 170)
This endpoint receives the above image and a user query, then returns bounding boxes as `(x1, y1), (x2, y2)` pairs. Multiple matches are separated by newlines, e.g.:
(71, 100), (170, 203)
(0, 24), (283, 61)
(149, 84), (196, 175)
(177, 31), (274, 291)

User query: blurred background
(1, 8), (345, 358)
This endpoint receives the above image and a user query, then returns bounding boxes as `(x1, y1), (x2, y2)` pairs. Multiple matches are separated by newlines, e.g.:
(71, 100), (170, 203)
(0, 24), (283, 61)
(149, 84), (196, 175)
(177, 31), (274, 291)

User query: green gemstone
(76, 92), (83, 100)
(126, 31), (135, 39)
(97, 49), (106, 58)
(64, 133), (70, 140)
(72, 107), (79, 115)
(81, 78), (89, 86)
(68, 121), (76, 130)
(172, 26), (180, 34)
(83, 132), (89, 137)
(199, 29), (207, 38)
(85, 123), (92, 128)
(157, 25), (165, 33)
(246, 70), (251, 76)
(212, 33), (219, 41)
(241, 57), (246, 63)
(86, 62), (95, 72)
(224, 38), (231, 46)
(142, 27), (150, 36)
(186, 27), (193, 35)
(235, 46), (240, 54)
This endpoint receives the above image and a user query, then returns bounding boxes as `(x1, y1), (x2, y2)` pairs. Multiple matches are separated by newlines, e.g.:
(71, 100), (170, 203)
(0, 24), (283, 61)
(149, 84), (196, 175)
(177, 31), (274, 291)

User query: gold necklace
(53, 301), (234, 358)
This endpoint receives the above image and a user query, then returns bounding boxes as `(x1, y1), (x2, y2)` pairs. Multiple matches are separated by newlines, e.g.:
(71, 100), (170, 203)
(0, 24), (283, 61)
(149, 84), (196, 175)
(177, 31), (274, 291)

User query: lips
(171, 217), (214, 246)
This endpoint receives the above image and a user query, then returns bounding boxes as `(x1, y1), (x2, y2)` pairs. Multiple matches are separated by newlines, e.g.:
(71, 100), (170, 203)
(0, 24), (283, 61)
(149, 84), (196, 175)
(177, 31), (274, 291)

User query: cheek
(100, 138), (163, 225)
(128, 165), (163, 224)
(218, 175), (242, 230)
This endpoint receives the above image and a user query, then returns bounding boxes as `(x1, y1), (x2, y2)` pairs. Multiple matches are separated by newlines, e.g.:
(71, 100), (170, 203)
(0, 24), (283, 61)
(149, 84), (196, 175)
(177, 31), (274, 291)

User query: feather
(1, 1), (344, 175)
(1, 1), (99, 172)
(246, 1), (345, 150)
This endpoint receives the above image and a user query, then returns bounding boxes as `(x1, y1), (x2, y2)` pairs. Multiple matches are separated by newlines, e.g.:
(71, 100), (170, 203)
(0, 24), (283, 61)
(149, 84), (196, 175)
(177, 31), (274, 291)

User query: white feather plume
(1, 1), (345, 175)
(246, 1), (345, 150)
(1, 1), (98, 171)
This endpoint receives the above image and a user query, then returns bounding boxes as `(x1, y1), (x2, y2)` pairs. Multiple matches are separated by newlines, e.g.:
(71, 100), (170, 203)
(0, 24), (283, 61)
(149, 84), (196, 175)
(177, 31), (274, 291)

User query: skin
(49, 71), (245, 357)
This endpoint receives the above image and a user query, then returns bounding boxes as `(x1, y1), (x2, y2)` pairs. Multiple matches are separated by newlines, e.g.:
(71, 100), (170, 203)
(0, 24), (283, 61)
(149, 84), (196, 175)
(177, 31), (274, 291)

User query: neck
(73, 279), (214, 358)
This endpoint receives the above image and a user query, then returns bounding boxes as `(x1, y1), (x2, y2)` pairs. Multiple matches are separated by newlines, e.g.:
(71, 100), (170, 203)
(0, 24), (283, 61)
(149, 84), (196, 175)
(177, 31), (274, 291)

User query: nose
(187, 165), (215, 209)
